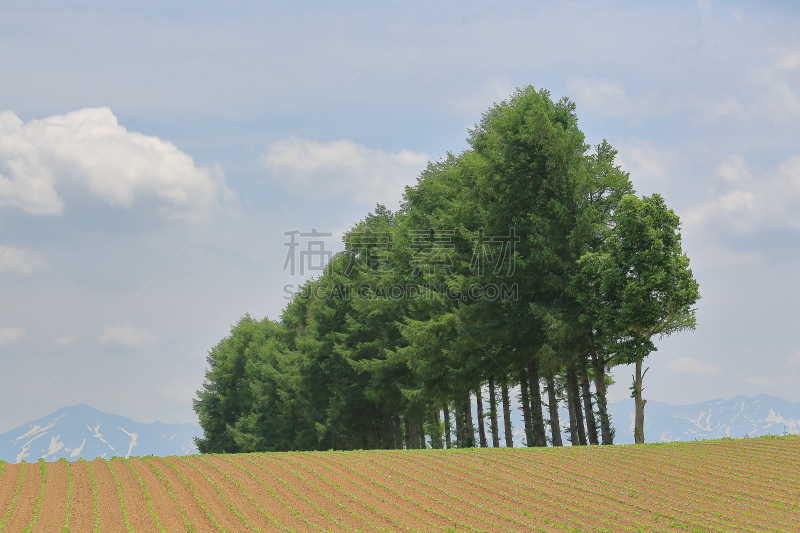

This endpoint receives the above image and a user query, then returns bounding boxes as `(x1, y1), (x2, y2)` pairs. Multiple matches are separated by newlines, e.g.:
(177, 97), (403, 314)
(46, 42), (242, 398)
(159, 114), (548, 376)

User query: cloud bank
(683, 155), (800, 235)
(0, 327), (27, 347)
(0, 107), (231, 220)
(668, 356), (724, 376)
(98, 324), (157, 347)
(0, 246), (44, 275)
(263, 138), (429, 209)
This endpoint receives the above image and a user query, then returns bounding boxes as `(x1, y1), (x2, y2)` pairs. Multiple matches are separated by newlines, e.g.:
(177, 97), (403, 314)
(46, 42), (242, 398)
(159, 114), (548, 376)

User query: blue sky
(1, 0), (800, 432)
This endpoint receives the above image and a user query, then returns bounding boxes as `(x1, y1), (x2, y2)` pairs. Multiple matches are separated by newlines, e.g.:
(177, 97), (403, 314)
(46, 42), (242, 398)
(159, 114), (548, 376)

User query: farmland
(0, 436), (797, 532)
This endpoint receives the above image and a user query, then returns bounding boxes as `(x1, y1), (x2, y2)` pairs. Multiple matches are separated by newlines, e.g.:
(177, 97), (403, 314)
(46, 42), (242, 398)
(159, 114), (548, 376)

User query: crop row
(0, 436), (796, 532)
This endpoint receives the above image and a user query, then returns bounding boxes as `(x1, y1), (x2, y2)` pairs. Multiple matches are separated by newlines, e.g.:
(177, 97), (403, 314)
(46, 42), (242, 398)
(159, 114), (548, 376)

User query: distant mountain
(606, 393), (800, 444)
(0, 404), (200, 463)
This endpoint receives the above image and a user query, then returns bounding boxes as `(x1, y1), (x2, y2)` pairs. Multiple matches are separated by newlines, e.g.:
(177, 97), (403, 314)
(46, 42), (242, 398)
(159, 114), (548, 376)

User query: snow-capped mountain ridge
(607, 393), (800, 444)
(0, 404), (200, 463)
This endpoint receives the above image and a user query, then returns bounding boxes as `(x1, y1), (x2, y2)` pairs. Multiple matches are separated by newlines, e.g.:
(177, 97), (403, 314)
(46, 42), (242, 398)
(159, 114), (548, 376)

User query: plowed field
(0, 436), (797, 532)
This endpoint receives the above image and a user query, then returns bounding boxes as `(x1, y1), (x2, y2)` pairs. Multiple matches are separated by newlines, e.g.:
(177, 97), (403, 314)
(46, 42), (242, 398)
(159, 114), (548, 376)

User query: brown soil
(288, 453), (418, 531)
(128, 458), (188, 533)
(0, 437), (798, 532)
(109, 458), (159, 533)
(0, 462), (21, 526)
(31, 459), (68, 532)
(89, 458), (127, 532)
(502, 445), (796, 531)
(203, 454), (313, 531)
(162, 455), (256, 532)
(2, 460), (43, 533)
(143, 456), (220, 532)
(230, 454), (352, 532)
(258, 454), (388, 532)
(183, 454), (283, 531)
(67, 460), (96, 533)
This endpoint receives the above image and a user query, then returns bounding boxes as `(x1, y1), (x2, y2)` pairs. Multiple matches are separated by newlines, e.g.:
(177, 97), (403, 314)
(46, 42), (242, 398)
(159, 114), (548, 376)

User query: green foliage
(575, 194), (700, 365)
(62, 459), (73, 533)
(194, 84), (698, 451)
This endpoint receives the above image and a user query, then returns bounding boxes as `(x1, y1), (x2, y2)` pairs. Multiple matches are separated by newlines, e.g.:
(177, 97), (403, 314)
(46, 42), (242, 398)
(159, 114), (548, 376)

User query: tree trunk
(384, 417), (395, 449)
(392, 414), (403, 450)
(580, 365), (599, 445)
(476, 385), (488, 448)
(464, 393), (476, 448)
(429, 409), (443, 449)
(371, 422), (380, 450)
(454, 400), (465, 448)
(528, 360), (548, 447)
(519, 374), (533, 446)
(546, 375), (563, 446)
(633, 361), (648, 444)
(443, 404), (452, 449)
(501, 381), (513, 447)
(417, 421), (426, 449)
(569, 369), (587, 446)
(414, 419), (421, 449)
(564, 372), (579, 445)
(488, 377), (500, 447)
(588, 329), (614, 445)
(404, 417), (412, 449)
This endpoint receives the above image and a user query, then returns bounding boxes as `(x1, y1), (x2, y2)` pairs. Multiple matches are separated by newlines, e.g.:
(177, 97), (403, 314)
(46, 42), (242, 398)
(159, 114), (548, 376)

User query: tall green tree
(575, 194), (699, 444)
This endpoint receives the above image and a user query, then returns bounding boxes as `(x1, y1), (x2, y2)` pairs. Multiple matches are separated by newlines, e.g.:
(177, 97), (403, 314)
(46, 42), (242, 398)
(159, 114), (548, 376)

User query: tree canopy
(194, 85), (699, 452)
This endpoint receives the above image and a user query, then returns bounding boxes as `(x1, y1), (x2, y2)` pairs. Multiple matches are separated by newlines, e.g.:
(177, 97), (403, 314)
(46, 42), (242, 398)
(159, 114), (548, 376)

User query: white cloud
(454, 76), (516, 114)
(683, 154), (800, 234)
(789, 351), (800, 367)
(744, 375), (795, 387)
(0, 327), (27, 347)
(0, 107), (232, 220)
(570, 78), (682, 121)
(616, 141), (674, 190)
(54, 335), (79, 347)
(264, 138), (429, 208)
(668, 356), (723, 376)
(0, 246), (44, 275)
(774, 46), (800, 72)
(98, 323), (156, 347)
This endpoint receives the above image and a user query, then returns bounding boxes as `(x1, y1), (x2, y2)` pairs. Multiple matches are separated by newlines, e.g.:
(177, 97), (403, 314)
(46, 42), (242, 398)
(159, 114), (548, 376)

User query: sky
(1, 0), (800, 433)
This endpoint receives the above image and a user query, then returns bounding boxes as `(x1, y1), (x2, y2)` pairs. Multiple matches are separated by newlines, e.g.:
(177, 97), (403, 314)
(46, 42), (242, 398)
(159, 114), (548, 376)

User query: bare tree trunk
(404, 417), (412, 449)
(580, 365), (599, 445)
(488, 377), (500, 448)
(546, 375), (563, 446)
(392, 414), (403, 450)
(371, 422), (380, 450)
(528, 360), (548, 447)
(384, 417), (394, 449)
(454, 400), (465, 448)
(588, 329), (614, 445)
(443, 404), (452, 449)
(565, 372), (580, 445)
(464, 393), (476, 448)
(476, 385), (488, 448)
(519, 374), (533, 446)
(413, 420), (422, 449)
(633, 361), (648, 444)
(429, 409), (443, 449)
(501, 381), (513, 447)
(417, 421), (426, 449)
(569, 370), (587, 445)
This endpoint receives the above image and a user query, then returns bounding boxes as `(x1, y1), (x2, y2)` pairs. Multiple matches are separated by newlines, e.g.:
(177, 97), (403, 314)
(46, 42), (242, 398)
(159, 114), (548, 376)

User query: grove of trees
(193, 86), (700, 453)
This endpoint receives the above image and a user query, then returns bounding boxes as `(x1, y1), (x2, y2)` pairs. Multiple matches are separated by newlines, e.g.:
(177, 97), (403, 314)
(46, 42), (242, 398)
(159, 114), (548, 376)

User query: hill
(0, 436), (797, 532)
(0, 404), (199, 463)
